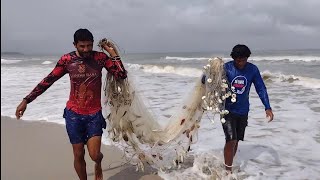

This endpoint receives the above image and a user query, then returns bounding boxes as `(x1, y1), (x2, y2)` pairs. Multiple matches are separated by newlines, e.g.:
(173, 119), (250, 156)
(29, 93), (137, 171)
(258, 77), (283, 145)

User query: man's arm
(15, 57), (67, 119)
(101, 43), (127, 79)
(253, 67), (274, 122)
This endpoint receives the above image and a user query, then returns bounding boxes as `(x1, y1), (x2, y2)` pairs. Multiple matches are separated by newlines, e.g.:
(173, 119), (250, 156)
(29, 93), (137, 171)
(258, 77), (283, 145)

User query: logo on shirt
(78, 64), (86, 73)
(231, 76), (247, 94)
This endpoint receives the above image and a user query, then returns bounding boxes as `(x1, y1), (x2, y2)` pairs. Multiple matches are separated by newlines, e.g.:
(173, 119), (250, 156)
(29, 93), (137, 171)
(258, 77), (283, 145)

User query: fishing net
(99, 40), (235, 171)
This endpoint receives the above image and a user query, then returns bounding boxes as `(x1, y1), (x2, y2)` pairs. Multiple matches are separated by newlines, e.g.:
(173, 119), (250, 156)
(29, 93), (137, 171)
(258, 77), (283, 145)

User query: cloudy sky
(2, 0), (320, 54)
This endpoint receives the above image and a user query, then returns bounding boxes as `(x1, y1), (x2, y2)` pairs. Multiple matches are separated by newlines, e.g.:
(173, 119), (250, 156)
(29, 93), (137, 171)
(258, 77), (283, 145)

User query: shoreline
(1, 116), (162, 180)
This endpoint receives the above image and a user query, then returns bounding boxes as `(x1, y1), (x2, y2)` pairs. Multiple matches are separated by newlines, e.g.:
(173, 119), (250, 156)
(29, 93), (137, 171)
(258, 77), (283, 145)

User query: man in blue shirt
(223, 44), (274, 172)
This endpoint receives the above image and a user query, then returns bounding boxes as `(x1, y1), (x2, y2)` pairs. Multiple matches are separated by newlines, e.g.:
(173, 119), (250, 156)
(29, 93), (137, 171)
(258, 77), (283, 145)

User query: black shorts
(222, 113), (248, 142)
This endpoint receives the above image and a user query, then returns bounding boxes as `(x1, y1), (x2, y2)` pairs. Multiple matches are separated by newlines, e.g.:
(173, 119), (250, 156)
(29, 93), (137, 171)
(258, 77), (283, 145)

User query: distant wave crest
(251, 56), (320, 62)
(42, 61), (53, 65)
(126, 63), (202, 77)
(164, 56), (320, 62)
(165, 56), (209, 61)
(1, 58), (22, 64)
(262, 71), (320, 89)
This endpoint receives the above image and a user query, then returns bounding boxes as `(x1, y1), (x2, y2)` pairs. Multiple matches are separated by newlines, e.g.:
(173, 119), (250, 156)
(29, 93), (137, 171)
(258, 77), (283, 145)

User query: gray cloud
(2, 0), (320, 54)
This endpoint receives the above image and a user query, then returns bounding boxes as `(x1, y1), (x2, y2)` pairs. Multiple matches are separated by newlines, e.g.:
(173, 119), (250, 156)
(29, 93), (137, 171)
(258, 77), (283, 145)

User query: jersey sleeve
(253, 66), (272, 110)
(24, 56), (68, 103)
(103, 54), (127, 79)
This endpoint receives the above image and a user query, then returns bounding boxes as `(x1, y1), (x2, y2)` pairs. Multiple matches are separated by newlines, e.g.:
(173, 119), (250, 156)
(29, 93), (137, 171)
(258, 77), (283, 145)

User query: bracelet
(111, 56), (121, 61)
(224, 163), (233, 168)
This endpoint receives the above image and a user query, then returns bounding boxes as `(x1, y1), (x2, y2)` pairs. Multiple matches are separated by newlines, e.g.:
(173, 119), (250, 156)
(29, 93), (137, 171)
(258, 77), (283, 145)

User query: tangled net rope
(99, 39), (235, 172)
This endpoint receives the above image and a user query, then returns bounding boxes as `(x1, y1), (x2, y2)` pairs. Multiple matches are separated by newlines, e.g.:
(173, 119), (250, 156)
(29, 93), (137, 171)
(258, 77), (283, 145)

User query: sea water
(2, 49), (320, 179)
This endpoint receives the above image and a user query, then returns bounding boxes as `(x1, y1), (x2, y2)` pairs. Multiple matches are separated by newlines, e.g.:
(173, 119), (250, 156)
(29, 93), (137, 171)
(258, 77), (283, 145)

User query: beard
(78, 51), (93, 58)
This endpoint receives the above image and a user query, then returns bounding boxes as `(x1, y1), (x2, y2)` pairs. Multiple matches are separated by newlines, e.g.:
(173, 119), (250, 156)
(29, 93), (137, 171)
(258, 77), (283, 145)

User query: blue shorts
(63, 108), (106, 144)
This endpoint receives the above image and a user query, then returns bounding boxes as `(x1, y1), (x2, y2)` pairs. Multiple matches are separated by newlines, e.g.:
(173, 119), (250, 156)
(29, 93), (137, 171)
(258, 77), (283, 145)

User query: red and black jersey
(24, 51), (127, 115)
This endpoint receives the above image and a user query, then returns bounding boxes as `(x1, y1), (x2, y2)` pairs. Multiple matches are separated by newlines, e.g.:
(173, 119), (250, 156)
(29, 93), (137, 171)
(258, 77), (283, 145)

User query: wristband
(111, 56), (121, 61)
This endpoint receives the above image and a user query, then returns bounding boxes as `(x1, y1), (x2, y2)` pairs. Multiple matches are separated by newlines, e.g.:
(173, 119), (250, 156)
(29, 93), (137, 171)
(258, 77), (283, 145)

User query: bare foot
(95, 163), (103, 180)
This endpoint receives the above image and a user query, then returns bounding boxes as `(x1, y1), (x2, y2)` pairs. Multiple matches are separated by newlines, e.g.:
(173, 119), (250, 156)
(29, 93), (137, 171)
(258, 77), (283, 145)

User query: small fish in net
(99, 39), (235, 171)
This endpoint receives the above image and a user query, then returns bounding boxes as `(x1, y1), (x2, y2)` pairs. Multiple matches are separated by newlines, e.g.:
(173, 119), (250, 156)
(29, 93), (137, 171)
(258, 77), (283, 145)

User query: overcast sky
(2, 0), (320, 54)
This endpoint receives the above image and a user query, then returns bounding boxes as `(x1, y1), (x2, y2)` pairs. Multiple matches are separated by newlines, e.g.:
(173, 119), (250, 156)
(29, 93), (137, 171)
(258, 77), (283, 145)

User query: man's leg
(233, 141), (239, 157)
(72, 143), (87, 180)
(87, 136), (103, 180)
(224, 140), (238, 171)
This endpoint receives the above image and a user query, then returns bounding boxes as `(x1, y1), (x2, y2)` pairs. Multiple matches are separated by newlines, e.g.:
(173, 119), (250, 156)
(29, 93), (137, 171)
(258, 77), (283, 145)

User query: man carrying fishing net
(15, 28), (127, 180)
(222, 44), (274, 172)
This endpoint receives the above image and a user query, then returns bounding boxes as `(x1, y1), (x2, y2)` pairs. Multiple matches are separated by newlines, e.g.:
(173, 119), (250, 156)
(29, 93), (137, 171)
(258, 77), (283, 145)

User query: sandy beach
(1, 116), (162, 180)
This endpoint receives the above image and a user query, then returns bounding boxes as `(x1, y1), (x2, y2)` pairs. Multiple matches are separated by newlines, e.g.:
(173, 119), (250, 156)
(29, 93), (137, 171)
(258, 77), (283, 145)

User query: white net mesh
(102, 57), (234, 171)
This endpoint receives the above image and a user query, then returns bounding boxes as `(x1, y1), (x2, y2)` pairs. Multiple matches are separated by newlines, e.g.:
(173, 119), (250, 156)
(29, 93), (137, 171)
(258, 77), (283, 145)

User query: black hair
(230, 44), (251, 59)
(73, 29), (94, 43)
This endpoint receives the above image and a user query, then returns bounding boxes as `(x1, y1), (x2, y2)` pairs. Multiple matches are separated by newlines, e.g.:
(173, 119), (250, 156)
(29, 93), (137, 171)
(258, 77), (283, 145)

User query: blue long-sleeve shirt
(224, 61), (271, 115)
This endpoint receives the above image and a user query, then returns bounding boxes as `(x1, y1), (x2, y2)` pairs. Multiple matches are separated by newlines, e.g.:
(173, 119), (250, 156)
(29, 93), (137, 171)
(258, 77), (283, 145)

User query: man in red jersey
(15, 29), (127, 180)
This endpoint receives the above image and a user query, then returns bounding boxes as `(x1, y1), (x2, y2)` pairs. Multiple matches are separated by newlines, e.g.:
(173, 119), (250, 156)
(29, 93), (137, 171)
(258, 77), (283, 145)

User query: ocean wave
(41, 61), (53, 65)
(262, 71), (320, 89)
(164, 56), (320, 62)
(126, 63), (143, 70)
(1, 58), (22, 64)
(250, 56), (320, 62)
(126, 63), (320, 89)
(126, 63), (202, 77)
(165, 56), (209, 61)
